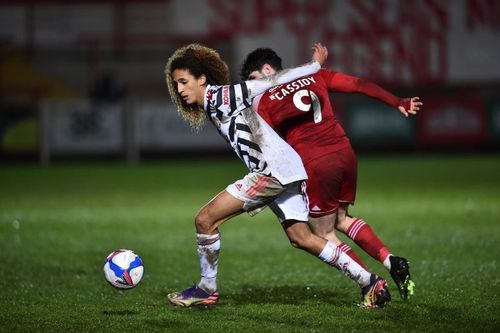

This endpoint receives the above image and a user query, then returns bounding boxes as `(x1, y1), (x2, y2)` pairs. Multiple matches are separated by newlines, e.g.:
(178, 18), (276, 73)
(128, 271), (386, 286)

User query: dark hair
(169, 48), (229, 86)
(165, 44), (230, 129)
(240, 48), (283, 80)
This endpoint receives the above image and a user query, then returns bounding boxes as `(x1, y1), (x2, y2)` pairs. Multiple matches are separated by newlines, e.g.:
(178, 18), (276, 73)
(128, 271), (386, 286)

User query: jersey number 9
(293, 89), (322, 124)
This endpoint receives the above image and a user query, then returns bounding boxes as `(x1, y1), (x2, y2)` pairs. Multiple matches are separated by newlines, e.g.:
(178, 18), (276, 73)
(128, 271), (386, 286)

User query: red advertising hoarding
(418, 96), (487, 147)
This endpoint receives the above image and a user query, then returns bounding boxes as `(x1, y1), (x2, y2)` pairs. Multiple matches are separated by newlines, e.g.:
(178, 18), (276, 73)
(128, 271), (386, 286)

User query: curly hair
(240, 48), (283, 81)
(165, 44), (230, 129)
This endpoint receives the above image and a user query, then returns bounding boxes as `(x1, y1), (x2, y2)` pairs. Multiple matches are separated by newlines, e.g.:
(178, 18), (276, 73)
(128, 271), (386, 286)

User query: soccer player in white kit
(164, 43), (391, 308)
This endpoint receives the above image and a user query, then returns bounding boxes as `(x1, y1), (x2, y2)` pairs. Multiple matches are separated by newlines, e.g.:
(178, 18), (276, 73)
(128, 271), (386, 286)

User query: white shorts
(269, 181), (309, 223)
(226, 172), (309, 223)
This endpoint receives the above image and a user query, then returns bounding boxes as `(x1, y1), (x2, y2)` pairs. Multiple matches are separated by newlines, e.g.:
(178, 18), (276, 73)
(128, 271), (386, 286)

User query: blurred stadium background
(1, 0), (499, 163)
(1, 1), (500, 331)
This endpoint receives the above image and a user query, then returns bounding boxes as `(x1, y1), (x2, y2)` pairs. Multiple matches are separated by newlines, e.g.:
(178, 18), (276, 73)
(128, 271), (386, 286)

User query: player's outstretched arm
(329, 72), (422, 117)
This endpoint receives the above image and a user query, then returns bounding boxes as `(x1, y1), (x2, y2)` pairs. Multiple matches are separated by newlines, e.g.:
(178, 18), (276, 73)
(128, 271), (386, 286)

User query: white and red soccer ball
(103, 249), (144, 289)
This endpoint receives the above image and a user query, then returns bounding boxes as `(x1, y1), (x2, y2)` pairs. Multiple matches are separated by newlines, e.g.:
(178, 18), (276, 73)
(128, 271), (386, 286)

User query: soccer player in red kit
(241, 48), (421, 300)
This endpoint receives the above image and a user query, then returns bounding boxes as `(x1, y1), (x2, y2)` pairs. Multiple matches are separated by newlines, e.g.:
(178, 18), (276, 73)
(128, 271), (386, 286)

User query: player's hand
(312, 43), (328, 66)
(398, 97), (422, 117)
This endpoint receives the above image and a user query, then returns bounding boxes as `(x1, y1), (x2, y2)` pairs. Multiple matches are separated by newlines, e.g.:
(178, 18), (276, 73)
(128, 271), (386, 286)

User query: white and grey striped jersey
(203, 61), (321, 185)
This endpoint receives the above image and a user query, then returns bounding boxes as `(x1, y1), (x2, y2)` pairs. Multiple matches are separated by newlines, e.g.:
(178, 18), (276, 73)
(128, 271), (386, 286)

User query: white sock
(383, 254), (393, 271)
(319, 241), (372, 287)
(196, 233), (220, 293)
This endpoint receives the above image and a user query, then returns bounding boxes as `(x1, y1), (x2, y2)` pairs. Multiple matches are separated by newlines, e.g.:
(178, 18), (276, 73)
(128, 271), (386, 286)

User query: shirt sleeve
(207, 83), (253, 117)
(324, 69), (401, 108)
(245, 61), (321, 99)
(214, 61), (321, 118)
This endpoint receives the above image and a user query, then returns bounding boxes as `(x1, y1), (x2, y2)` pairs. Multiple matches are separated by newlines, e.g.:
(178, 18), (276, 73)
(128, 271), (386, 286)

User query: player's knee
(310, 227), (328, 239)
(284, 221), (314, 250)
(288, 239), (301, 249)
(335, 220), (348, 233)
(288, 237), (307, 250)
(335, 215), (354, 233)
(287, 232), (311, 250)
(194, 210), (216, 234)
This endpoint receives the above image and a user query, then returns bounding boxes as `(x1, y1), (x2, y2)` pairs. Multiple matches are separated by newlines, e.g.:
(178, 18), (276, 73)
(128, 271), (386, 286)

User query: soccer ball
(103, 249), (144, 289)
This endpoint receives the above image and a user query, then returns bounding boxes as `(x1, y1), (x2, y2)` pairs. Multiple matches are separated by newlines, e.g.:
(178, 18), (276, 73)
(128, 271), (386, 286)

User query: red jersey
(253, 68), (404, 215)
(254, 69), (351, 165)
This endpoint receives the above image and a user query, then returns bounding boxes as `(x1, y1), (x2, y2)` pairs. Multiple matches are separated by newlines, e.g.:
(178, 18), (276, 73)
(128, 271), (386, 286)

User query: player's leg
(331, 146), (394, 266)
(168, 173), (286, 307)
(308, 211), (341, 244)
(309, 213), (367, 269)
(333, 146), (414, 300)
(283, 221), (390, 308)
(336, 205), (414, 300)
(271, 183), (390, 308)
(305, 150), (367, 268)
(194, 190), (246, 294)
(195, 190), (245, 235)
(336, 205), (390, 265)
(168, 189), (245, 307)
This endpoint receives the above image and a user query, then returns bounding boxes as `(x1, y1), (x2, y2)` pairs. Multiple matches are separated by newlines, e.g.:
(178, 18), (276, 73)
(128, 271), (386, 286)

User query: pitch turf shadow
(222, 284), (352, 306)
(102, 310), (139, 316)
(381, 301), (500, 332)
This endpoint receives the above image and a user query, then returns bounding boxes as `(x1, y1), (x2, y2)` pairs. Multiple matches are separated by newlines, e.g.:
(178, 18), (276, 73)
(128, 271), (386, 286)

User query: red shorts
(305, 146), (357, 217)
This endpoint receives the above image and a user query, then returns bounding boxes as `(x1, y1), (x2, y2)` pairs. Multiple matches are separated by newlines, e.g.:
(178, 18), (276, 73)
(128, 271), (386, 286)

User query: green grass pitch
(1, 155), (499, 332)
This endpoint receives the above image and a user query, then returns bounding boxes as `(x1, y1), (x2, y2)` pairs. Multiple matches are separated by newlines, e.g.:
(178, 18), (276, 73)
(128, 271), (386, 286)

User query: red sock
(338, 242), (367, 269)
(347, 218), (391, 263)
